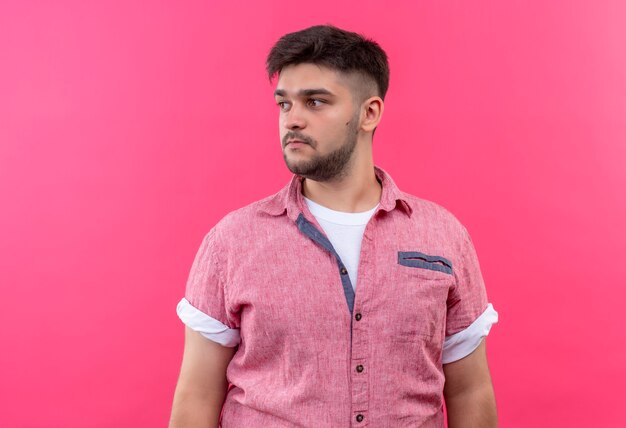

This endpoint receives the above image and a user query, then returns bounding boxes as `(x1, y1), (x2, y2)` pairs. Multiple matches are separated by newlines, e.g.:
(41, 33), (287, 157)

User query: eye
(276, 101), (291, 111)
(307, 99), (325, 108)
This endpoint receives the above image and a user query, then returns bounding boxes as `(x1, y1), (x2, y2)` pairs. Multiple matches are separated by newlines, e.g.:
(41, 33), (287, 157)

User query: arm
(169, 326), (237, 428)
(443, 339), (497, 428)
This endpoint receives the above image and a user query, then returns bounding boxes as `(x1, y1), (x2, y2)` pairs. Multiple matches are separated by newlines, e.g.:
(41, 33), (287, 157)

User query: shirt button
(340, 267), (348, 275)
(356, 414), (364, 422)
(356, 365), (364, 373)
(355, 313), (362, 321)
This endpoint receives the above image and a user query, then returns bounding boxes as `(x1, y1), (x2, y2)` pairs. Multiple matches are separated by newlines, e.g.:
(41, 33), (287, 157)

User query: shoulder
(208, 189), (284, 241)
(400, 191), (471, 241)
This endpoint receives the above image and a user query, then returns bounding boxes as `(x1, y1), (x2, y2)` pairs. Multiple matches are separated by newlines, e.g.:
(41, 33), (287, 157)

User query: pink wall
(1, 1), (625, 426)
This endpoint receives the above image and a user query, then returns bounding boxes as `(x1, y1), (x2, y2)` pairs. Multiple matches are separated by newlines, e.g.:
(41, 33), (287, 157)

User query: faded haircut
(266, 25), (390, 101)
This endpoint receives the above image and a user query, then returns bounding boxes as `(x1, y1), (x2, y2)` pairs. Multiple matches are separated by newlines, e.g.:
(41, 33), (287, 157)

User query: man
(170, 25), (498, 427)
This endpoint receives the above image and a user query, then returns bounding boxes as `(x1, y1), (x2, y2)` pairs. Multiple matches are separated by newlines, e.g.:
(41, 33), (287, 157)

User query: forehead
(275, 63), (352, 95)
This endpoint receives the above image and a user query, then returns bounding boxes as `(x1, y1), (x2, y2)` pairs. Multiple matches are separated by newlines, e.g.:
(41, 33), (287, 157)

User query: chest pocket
(387, 251), (453, 340)
(397, 251), (453, 275)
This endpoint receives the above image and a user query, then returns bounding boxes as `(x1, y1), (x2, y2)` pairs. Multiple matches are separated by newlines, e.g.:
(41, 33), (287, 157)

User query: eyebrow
(274, 88), (335, 98)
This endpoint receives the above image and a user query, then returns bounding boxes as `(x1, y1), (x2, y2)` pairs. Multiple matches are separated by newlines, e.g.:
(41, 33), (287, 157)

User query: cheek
(324, 119), (352, 141)
(278, 117), (286, 137)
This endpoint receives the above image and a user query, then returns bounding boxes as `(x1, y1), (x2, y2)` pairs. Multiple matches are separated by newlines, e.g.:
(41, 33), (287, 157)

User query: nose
(283, 104), (306, 130)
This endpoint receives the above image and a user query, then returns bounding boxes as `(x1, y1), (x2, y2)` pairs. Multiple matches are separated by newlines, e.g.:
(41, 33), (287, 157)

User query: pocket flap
(397, 251), (453, 275)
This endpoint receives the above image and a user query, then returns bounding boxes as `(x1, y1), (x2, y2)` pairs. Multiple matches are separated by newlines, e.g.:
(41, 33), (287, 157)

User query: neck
(301, 158), (381, 213)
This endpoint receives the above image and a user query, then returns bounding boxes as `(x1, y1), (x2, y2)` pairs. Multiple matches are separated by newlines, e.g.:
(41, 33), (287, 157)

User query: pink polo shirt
(181, 165), (495, 427)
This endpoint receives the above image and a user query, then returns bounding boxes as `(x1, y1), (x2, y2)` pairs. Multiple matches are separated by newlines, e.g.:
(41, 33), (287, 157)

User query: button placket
(295, 213), (356, 314)
(350, 225), (374, 427)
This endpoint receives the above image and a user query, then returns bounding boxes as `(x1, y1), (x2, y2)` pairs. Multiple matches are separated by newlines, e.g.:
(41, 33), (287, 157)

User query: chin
(283, 160), (307, 176)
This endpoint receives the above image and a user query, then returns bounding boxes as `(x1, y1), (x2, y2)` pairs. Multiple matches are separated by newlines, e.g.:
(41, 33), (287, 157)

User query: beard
(282, 112), (360, 182)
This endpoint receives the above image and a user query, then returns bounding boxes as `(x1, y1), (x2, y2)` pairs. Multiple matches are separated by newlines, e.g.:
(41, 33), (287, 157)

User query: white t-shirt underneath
(303, 196), (378, 291)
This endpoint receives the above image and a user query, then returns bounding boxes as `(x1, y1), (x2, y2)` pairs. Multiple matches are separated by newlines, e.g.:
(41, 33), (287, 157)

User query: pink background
(1, 1), (625, 427)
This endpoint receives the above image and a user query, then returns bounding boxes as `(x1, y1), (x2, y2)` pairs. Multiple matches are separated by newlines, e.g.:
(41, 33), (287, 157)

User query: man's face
(274, 63), (361, 182)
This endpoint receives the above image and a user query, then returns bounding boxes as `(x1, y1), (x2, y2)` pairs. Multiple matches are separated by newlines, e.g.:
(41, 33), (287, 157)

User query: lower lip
(287, 142), (308, 148)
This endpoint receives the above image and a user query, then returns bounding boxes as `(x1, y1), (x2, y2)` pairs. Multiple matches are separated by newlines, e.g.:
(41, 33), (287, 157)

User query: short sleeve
(183, 227), (235, 329)
(446, 225), (489, 336)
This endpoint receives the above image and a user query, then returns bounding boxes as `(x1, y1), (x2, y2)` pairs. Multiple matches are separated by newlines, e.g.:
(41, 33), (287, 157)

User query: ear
(360, 96), (384, 133)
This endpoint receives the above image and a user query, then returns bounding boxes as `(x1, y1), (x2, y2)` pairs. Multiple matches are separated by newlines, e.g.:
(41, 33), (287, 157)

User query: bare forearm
(170, 327), (236, 427)
(445, 384), (498, 428)
(169, 390), (224, 428)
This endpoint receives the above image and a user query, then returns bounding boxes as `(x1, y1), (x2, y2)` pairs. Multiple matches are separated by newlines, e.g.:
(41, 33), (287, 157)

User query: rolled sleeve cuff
(176, 297), (241, 347)
(442, 303), (498, 364)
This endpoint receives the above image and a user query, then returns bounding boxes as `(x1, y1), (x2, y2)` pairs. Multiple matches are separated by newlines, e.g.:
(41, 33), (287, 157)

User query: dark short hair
(266, 25), (390, 100)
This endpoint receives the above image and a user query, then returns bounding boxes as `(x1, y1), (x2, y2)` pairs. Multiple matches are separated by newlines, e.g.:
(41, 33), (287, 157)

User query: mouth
(286, 140), (309, 148)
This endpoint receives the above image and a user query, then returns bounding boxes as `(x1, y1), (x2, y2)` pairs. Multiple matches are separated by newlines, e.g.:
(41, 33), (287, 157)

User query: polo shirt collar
(259, 165), (413, 220)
